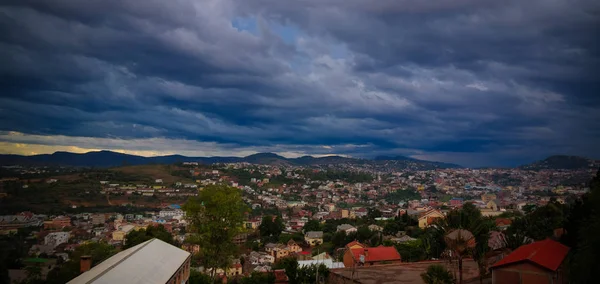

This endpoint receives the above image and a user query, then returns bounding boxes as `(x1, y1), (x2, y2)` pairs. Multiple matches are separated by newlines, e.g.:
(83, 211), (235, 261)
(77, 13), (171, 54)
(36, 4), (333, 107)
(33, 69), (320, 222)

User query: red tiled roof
(495, 218), (512, 226)
(351, 246), (401, 263)
(345, 240), (365, 248)
(491, 239), (569, 271)
(273, 269), (288, 283)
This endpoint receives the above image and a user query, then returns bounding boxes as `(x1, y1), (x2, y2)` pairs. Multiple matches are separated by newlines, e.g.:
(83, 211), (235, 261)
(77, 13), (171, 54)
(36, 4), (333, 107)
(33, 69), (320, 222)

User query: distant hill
(519, 155), (599, 170)
(0, 150), (462, 169)
(372, 155), (461, 170)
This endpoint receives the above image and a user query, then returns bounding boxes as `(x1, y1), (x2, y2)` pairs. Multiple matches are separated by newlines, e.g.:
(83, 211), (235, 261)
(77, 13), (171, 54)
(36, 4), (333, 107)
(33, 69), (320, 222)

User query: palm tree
(421, 264), (456, 284)
(444, 229), (475, 284)
(470, 217), (496, 284)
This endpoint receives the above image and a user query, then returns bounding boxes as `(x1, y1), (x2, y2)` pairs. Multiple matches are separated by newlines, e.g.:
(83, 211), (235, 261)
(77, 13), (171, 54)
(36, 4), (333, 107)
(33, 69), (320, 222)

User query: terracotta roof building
(490, 239), (569, 284)
(343, 245), (401, 268)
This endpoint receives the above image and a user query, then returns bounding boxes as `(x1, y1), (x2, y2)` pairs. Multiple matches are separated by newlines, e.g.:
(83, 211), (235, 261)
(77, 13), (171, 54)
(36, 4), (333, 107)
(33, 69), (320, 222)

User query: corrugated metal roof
(491, 239), (569, 271)
(67, 238), (190, 284)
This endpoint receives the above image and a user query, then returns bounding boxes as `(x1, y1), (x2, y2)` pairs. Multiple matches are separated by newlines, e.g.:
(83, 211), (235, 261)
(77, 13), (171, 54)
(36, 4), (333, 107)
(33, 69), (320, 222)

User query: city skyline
(1, 0), (599, 167)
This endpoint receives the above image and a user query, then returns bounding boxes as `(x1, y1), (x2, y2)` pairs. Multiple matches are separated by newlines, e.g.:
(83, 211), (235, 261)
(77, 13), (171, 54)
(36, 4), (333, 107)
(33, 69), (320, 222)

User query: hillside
(520, 155), (599, 170)
(0, 150), (462, 169)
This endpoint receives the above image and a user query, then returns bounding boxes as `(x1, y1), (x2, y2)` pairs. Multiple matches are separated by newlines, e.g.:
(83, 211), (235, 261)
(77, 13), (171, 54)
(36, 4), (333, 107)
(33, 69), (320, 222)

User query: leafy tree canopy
(184, 184), (249, 280)
(124, 224), (176, 249)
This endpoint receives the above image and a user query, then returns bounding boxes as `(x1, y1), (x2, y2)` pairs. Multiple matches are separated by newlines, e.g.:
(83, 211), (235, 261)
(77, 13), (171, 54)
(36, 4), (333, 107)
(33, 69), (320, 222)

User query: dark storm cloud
(0, 0), (598, 166)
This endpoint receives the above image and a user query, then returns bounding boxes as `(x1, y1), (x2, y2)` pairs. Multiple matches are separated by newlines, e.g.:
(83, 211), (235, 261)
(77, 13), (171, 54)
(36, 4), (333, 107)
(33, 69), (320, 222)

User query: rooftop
(67, 238), (190, 284)
(491, 238), (569, 271)
(350, 246), (401, 262)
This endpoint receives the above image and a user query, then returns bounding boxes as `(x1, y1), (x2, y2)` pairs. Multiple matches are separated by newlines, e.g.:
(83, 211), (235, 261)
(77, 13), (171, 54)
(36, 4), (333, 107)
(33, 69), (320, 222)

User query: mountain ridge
(0, 150), (460, 169)
(1, 151), (597, 170)
(519, 155), (599, 170)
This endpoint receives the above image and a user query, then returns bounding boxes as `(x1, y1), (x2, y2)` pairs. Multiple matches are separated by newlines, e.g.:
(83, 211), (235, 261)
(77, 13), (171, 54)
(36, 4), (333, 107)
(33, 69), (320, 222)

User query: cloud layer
(0, 0), (599, 167)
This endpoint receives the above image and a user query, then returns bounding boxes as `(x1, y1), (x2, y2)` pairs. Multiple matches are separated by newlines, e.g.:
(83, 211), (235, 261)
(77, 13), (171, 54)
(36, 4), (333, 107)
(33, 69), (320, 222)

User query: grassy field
(108, 164), (195, 184)
(0, 164), (197, 214)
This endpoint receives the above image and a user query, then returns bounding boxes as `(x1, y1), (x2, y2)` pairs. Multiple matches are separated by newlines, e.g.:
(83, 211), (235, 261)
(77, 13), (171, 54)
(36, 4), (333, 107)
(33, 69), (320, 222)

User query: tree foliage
(274, 257), (330, 284)
(507, 202), (565, 241)
(46, 242), (117, 284)
(124, 224), (176, 248)
(302, 219), (322, 232)
(259, 215), (285, 243)
(189, 269), (213, 284)
(429, 203), (495, 284)
(568, 170), (600, 283)
(421, 264), (455, 284)
(184, 184), (249, 280)
(385, 189), (421, 204)
(395, 240), (427, 262)
(238, 271), (276, 284)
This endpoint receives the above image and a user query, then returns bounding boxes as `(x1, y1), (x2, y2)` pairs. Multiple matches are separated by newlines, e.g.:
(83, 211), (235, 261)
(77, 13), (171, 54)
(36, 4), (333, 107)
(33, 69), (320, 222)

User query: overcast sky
(0, 0), (599, 167)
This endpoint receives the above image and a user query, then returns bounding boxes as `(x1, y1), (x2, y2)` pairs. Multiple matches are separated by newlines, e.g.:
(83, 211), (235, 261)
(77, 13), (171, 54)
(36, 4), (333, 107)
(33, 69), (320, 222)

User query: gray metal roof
(305, 231), (323, 238)
(67, 238), (190, 284)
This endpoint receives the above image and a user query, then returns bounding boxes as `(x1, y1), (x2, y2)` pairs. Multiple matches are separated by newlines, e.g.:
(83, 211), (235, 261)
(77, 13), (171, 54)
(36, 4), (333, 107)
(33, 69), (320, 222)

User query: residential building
(112, 224), (135, 241)
(91, 214), (105, 225)
(482, 193), (497, 203)
(44, 216), (71, 229)
(450, 198), (464, 207)
(286, 240), (302, 254)
(490, 239), (569, 284)
(337, 224), (357, 234)
(345, 241), (366, 250)
(304, 231), (323, 246)
(342, 245), (402, 268)
(68, 238), (191, 284)
(487, 200), (500, 211)
(368, 224), (383, 232)
(159, 209), (184, 219)
(44, 232), (70, 248)
(418, 209), (444, 228)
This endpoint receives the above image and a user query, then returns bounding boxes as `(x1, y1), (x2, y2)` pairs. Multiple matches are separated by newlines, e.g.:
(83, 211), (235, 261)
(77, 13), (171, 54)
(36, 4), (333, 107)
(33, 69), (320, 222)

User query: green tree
(259, 215), (285, 243)
(259, 216), (274, 240)
(46, 242), (117, 284)
(303, 220), (321, 232)
(367, 208), (382, 220)
(273, 257), (299, 284)
(274, 257), (329, 284)
(420, 264), (455, 284)
(24, 265), (43, 283)
(507, 203), (565, 241)
(189, 269), (213, 284)
(569, 170), (600, 283)
(124, 224), (176, 249)
(184, 184), (249, 280)
(383, 221), (402, 236)
(444, 229), (474, 284)
(434, 203), (495, 284)
(356, 226), (373, 243)
(331, 231), (347, 248)
(238, 271), (275, 284)
(297, 264), (330, 284)
(395, 240), (427, 262)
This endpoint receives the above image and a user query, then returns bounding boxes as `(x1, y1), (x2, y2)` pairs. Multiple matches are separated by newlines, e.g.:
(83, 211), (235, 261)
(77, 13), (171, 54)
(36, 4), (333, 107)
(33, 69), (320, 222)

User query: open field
(109, 164), (195, 184)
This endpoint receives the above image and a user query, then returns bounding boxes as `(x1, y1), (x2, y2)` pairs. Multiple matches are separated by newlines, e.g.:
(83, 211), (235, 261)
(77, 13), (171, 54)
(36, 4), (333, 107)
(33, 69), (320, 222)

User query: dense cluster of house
(2, 161), (591, 283)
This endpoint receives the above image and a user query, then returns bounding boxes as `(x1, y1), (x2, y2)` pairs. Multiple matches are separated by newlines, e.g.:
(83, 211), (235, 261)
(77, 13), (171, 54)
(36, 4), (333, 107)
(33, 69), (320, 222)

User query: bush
(420, 265), (455, 284)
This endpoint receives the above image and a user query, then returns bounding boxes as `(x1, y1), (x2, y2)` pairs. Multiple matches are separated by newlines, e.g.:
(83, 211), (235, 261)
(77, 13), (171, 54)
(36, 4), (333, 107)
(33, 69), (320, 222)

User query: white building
(45, 232), (70, 248)
(159, 209), (184, 219)
(67, 238), (191, 284)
